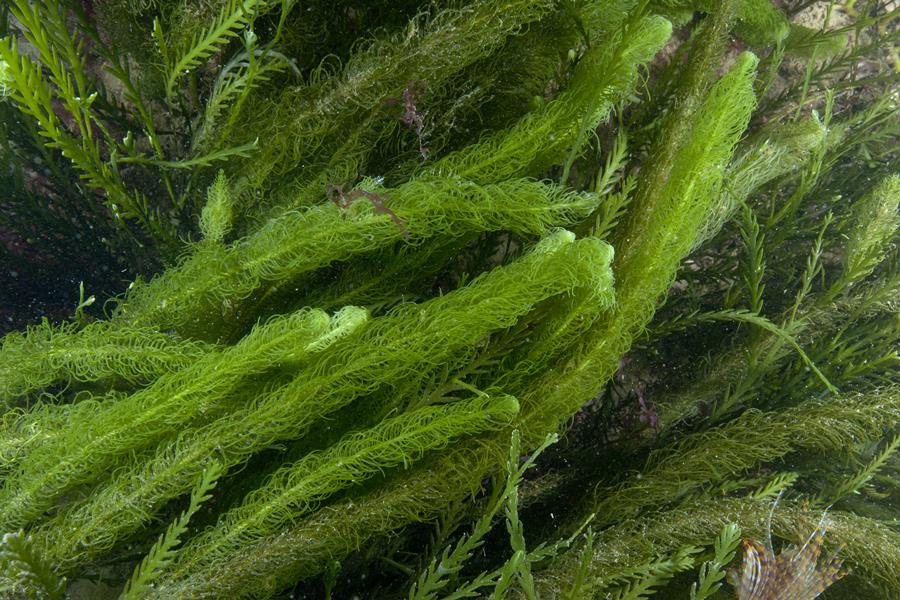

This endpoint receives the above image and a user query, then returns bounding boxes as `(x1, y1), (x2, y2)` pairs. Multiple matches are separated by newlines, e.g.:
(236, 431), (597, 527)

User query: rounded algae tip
(491, 395), (521, 420)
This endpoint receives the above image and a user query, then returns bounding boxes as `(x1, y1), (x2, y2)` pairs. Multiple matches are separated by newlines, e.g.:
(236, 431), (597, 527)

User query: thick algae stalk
(496, 36), (796, 403)
(28, 230), (614, 567)
(504, 113), (831, 414)
(0, 320), (214, 407)
(519, 49), (760, 438)
(423, 14), (672, 184)
(613, 51), (759, 327)
(469, 7), (755, 442)
(0, 307), (367, 530)
(0, 391), (127, 476)
(172, 394), (520, 578)
(115, 177), (600, 338)
(694, 114), (830, 250)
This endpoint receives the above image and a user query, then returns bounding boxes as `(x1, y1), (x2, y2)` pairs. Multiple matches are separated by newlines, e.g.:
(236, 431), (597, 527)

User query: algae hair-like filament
(115, 178), (601, 338)
(172, 394), (520, 577)
(25, 231), (613, 567)
(0, 307), (366, 530)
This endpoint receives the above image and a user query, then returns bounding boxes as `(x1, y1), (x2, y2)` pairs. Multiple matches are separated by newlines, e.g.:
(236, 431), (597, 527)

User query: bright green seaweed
(0, 0), (897, 598)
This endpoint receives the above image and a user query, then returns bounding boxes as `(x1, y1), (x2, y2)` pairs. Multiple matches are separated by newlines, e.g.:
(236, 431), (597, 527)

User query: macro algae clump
(0, 0), (897, 598)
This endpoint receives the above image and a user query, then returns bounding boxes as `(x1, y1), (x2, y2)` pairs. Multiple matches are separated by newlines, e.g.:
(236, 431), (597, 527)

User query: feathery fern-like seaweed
(237, 0), (561, 204)
(816, 433), (900, 507)
(535, 496), (900, 597)
(199, 169), (234, 243)
(690, 523), (741, 600)
(408, 430), (555, 600)
(832, 174), (900, 296)
(1, 0), (176, 248)
(119, 461), (223, 600)
(603, 545), (700, 599)
(160, 0), (267, 99)
(0, 530), (65, 600)
(516, 29), (760, 441)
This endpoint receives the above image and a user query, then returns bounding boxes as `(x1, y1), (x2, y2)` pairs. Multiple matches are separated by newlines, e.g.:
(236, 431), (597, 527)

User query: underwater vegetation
(0, 0), (897, 598)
